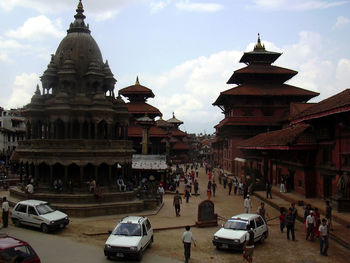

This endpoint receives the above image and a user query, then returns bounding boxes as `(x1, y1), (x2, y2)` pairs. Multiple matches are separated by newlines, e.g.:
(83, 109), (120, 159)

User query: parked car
(104, 216), (153, 261)
(0, 234), (41, 263)
(212, 213), (268, 250)
(11, 200), (69, 233)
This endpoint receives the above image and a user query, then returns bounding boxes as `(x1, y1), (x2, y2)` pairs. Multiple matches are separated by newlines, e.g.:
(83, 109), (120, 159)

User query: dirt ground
(56, 167), (350, 262)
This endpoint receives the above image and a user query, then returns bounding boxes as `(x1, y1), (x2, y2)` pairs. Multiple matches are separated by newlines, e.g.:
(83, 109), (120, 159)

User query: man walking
(285, 208), (295, 241)
(157, 184), (165, 203)
(257, 202), (268, 222)
(2, 196), (9, 228)
(212, 181), (217, 197)
(228, 180), (233, 195)
(266, 180), (272, 199)
(325, 201), (332, 231)
(305, 210), (316, 241)
(182, 225), (196, 263)
(243, 225), (254, 263)
(173, 190), (182, 216)
(244, 195), (252, 213)
(319, 218), (329, 256)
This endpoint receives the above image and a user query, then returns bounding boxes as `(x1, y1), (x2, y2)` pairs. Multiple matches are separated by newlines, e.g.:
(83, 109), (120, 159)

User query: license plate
(221, 244), (228, 248)
(116, 253), (124, 257)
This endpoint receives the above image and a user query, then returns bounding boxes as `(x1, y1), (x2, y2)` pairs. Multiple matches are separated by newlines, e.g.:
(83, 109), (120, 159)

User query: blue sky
(1, 0), (350, 134)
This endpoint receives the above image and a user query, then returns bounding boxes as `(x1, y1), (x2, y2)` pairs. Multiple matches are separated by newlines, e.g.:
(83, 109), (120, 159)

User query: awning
(132, 154), (168, 170)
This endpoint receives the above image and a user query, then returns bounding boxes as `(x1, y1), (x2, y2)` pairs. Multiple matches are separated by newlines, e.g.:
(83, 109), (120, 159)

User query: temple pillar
(88, 122), (91, 139)
(79, 122), (83, 139)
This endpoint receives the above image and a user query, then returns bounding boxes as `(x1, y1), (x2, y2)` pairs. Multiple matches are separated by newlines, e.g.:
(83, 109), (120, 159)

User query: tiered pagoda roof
(119, 77), (155, 102)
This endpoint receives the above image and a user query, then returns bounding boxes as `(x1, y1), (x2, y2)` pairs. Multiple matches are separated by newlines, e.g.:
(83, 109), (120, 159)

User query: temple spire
(136, 76), (140, 85)
(254, 33), (265, 51)
(68, 0), (90, 33)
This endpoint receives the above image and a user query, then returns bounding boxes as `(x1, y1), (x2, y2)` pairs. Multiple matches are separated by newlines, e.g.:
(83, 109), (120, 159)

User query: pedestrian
(304, 204), (311, 223)
(207, 184), (212, 200)
(228, 180), (233, 195)
(290, 203), (298, 223)
(195, 167), (199, 178)
(279, 207), (285, 233)
(266, 180), (272, 199)
(325, 201), (332, 231)
(314, 208), (320, 238)
(243, 225), (254, 263)
(223, 174), (227, 189)
(305, 210), (316, 241)
(244, 195), (252, 213)
(319, 218), (329, 256)
(2, 196), (9, 228)
(257, 202), (268, 222)
(239, 181), (243, 195)
(212, 181), (217, 197)
(185, 187), (191, 203)
(173, 190), (182, 216)
(285, 208), (296, 241)
(233, 178), (238, 195)
(193, 180), (199, 196)
(157, 184), (165, 203)
(182, 225), (196, 263)
(280, 177), (286, 193)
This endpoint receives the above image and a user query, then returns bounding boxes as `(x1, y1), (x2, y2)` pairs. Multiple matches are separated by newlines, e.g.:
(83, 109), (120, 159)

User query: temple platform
(9, 187), (158, 217)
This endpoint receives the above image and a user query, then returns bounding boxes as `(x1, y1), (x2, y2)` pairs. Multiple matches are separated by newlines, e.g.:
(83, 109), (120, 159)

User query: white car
(213, 213), (268, 250)
(11, 200), (69, 233)
(104, 216), (153, 261)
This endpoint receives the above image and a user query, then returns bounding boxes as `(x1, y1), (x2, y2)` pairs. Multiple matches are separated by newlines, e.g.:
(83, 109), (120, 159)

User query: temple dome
(53, 1), (103, 78)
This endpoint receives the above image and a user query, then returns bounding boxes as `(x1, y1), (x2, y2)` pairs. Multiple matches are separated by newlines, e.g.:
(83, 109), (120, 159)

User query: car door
(254, 216), (265, 239)
(145, 219), (153, 245)
(248, 219), (258, 242)
(27, 205), (42, 228)
(13, 204), (28, 225)
(140, 223), (148, 249)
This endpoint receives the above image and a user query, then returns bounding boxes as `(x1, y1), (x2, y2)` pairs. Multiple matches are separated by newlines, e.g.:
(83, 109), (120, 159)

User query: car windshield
(112, 223), (141, 236)
(35, 204), (55, 215)
(224, 220), (247, 230)
(3, 245), (36, 261)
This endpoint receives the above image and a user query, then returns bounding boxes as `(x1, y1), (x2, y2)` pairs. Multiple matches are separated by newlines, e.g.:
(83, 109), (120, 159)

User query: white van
(11, 200), (69, 233)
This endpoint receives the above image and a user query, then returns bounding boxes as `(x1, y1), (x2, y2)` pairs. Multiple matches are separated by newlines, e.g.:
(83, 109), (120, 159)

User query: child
(279, 207), (285, 233)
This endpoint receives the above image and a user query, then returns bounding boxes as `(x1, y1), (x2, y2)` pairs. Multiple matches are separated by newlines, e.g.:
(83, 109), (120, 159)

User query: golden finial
(77, 0), (83, 10)
(254, 33), (264, 50)
(136, 76), (140, 85)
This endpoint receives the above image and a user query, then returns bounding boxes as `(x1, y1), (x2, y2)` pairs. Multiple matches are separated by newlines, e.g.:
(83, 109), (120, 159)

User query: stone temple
(9, 1), (156, 216)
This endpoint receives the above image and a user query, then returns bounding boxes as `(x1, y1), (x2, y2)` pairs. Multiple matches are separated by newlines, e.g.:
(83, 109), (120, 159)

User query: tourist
(305, 210), (316, 241)
(244, 195), (252, 213)
(319, 218), (329, 256)
(325, 201), (332, 231)
(243, 225), (254, 263)
(117, 177), (126, 192)
(257, 202), (268, 222)
(279, 207), (285, 233)
(285, 208), (295, 241)
(266, 180), (272, 199)
(228, 180), (233, 195)
(195, 167), (199, 178)
(212, 181), (217, 197)
(193, 180), (199, 196)
(280, 177), (286, 193)
(173, 190), (182, 216)
(207, 181), (212, 200)
(157, 184), (165, 203)
(2, 196), (9, 228)
(182, 225), (196, 263)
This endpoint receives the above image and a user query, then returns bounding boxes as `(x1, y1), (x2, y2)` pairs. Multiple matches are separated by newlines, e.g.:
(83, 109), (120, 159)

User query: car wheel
(41, 224), (49, 233)
(137, 249), (143, 261)
(12, 218), (20, 227)
(215, 245), (220, 250)
(260, 233), (266, 244)
(106, 255), (112, 260)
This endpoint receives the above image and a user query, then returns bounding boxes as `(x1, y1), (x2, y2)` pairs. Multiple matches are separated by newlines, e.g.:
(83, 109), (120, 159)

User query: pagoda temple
(212, 34), (319, 175)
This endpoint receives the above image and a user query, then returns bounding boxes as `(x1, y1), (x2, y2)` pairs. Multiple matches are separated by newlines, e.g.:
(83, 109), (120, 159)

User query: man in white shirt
(319, 218), (329, 256)
(117, 177), (126, 191)
(2, 196), (9, 228)
(182, 225), (196, 263)
(157, 185), (165, 203)
(244, 195), (252, 213)
(243, 225), (254, 263)
(25, 183), (34, 194)
(305, 210), (316, 241)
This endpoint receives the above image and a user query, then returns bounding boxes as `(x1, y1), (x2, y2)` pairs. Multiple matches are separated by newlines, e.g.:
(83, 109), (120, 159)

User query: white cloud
(6, 73), (39, 109)
(333, 16), (350, 29)
(5, 16), (64, 41)
(93, 10), (120, 22)
(0, 37), (31, 63)
(150, 0), (171, 13)
(176, 0), (223, 12)
(251, 0), (348, 11)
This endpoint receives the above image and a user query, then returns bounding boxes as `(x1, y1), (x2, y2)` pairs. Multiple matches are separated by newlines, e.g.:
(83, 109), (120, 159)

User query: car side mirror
(108, 230), (112, 234)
